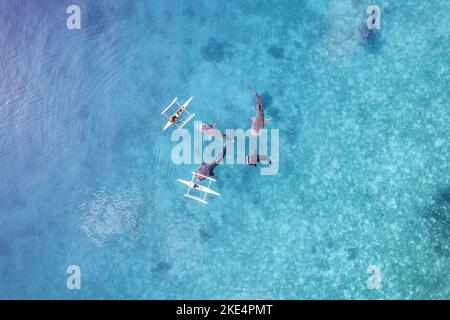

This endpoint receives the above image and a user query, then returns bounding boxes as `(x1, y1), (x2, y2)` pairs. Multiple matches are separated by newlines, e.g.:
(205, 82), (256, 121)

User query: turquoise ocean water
(1, 0), (450, 299)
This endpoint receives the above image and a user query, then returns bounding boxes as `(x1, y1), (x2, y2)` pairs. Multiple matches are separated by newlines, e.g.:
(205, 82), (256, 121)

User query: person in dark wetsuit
(246, 150), (272, 167)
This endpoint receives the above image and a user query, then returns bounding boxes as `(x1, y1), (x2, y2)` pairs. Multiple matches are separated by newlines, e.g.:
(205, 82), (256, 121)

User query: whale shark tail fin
(248, 87), (258, 96)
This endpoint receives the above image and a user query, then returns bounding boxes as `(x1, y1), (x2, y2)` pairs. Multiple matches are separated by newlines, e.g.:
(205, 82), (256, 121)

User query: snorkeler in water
(245, 150), (272, 167)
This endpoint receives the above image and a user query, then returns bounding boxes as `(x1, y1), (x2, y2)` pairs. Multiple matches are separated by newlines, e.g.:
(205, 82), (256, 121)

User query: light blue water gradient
(1, 0), (450, 299)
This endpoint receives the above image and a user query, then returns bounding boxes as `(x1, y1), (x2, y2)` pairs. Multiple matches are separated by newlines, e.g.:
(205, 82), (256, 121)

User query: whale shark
(195, 146), (226, 181)
(197, 122), (233, 141)
(249, 87), (271, 136)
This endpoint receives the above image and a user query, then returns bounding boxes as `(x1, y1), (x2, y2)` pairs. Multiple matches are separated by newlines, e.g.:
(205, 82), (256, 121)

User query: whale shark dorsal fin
(264, 118), (272, 124)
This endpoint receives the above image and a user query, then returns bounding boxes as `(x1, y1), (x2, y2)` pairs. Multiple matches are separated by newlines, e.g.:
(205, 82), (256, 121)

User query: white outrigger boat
(161, 96), (195, 131)
(177, 172), (220, 204)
